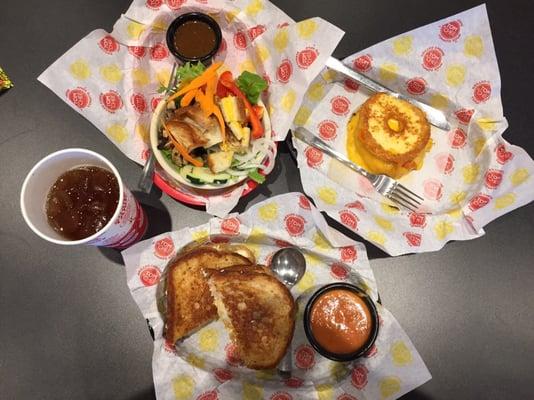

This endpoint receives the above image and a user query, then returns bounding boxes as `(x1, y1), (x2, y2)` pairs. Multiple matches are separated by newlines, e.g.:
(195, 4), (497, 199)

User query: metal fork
(293, 128), (424, 212)
(138, 62), (178, 193)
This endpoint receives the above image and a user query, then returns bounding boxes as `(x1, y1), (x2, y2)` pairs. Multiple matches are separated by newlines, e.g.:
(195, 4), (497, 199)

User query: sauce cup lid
(303, 282), (379, 362)
(166, 12), (222, 64)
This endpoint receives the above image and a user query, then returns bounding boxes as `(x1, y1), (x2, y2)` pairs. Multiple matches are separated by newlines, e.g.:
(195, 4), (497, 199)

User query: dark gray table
(1, 1), (533, 399)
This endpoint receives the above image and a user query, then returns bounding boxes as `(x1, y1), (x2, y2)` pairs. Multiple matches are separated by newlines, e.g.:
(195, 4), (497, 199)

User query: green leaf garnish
(236, 71), (268, 104)
(176, 61), (206, 85)
(247, 168), (266, 184)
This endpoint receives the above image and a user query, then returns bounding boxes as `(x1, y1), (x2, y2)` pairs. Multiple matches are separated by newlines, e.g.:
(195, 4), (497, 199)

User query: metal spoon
(270, 247), (307, 378)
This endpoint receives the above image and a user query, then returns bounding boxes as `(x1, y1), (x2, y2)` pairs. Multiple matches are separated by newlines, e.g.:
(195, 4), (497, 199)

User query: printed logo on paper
(298, 195), (311, 210)
(284, 377), (303, 388)
(455, 108), (474, 125)
(339, 210), (358, 230)
(304, 146), (323, 168)
(318, 120), (338, 141)
(196, 390), (218, 400)
(403, 232), (422, 247)
(166, 0), (186, 10)
(221, 217), (240, 235)
(409, 212), (427, 228)
(439, 19), (462, 42)
(284, 214), (306, 237)
(154, 237), (175, 259)
(496, 144), (513, 164)
(338, 395), (358, 400)
(213, 368), (233, 383)
(130, 93), (147, 113)
(344, 78), (360, 92)
(225, 343), (242, 366)
(233, 31), (248, 50)
(275, 239), (292, 248)
(468, 193), (492, 211)
(277, 59), (293, 84)
(472, 81), (491, 103)
(364, 344), (378, 358)
(66, 87), (91, 109)
(353, 54), (373, 72)
(98, 35), (119, 54)
(128, 46), (146, 59)
(99, 90), (123, 113)
(351, 364), (369, 389)
(248, 25), (266, 41)
(270, 392), (293, 400)
(435, 153), (455, 175)
(449, 128), (467, 149)
(145, 0), (163, 10)
(484, 169), (503, 189)
(138, 265), (161, 286)
(406, 77), (427, 95)
(422, 47), (444, 71)
(423, 179), (443, 201)
(345, 201), (365, 211)
(151, 96), (163, 111)
(340, 245), (358, 263)
(330, 96), (351, 116)
(296, 47), (319, 69)
(295, 345), (315, 369)
(150, 43), (168, 60)
(330, 262), (349, 280)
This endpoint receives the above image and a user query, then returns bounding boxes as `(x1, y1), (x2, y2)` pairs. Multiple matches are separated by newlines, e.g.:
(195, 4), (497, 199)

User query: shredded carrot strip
(180, 88), (198, 107)
(161, 121), (203, 167)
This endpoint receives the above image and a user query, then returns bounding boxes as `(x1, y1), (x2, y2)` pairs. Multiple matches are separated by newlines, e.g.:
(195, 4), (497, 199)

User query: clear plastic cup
(20, 148), (147, 248)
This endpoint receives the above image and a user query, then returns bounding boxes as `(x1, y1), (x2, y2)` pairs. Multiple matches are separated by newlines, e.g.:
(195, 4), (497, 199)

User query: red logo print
(154, 237), (175, 259)
(304, 146), (323, 168)
(275, 239), (292, 248)
(141, 149), (150, 161)
(128, 46), (146, 59)
(284, 214), (306, 237)
(98, 35), (119, 54)
(296, 47), (319, 69)
(364, 344), (378, 358)
(406, 77), (427, 95)
(216, 38), (227, 55)
(225, 343), (242, 366)
(496, 144), (513, 164)
(213, 368), (233, 383)
(151, 96), (163, 111)
(150, 43), (168, 60)
(435, 153), (455, 175)
(351, 364), (369, 389)
(299, 195), (311, 210)
(468, 193), (492, 211)
(318, 120), (338, 141)
(353, 54), (373, 72)
(138, 265), (161, 286)
(339, 210), (358, 230)
(165, 0), (186, 10)
(423, 179), (443, 201)
(295, 345), (315, 370)
(337, 395), (358, 400)
(221, 217), (240, 235)
(285, 377), (303, 388)
(248, 25), (266, 41)
(455, 108), (474, 125)
(330, 262), (349, 280)
(330, 96), (351, 116)
(345, 200), (365, 211)
(472, 81), (491, 103)
(409, 212), (427, 228)
(99, 90), (123, 113)
(233, 31), (248, 50)
(403, 232), (422, 247)
(439, 19), (462, 42)
(484, 169), (503, 190)
(130, 93), (147, 113)
(449, 128), (467, 149)
(66, 87), (91, 109)
(211, 236), (230, 244)
(422, 47), (444, 71)
(145, 0), (163, 9)
(196, 390), (218, 400)
(270, 392), (293, 400)
(340, 245), (358, 263)
(343, 78), (360, 92)
(277, 59), (293, 84)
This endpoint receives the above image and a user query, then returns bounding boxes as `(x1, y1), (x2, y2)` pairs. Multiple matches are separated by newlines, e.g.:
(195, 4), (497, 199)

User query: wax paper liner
(122, 193), (431, 400)
(292, 4), (534, 256)
(37, 0), (344, 217)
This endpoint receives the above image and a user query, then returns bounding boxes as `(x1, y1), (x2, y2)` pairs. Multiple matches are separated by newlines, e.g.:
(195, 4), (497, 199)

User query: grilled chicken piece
(166, 120), (206, 153)
(207, 151), (234, 173)
(168, 104), (223, 151)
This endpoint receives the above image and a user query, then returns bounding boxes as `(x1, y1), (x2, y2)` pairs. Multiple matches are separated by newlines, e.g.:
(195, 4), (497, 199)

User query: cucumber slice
(179, 165), (194, 181)
(179, 165), (232, 185)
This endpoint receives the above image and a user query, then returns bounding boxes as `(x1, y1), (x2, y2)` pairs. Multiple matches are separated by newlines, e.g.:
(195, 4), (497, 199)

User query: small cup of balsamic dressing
(303, 283), (379, 362)
(166, 12), (222, 63)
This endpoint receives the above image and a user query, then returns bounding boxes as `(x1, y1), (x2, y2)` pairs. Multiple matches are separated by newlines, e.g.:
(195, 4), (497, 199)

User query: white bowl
(150, 97), (271, 191)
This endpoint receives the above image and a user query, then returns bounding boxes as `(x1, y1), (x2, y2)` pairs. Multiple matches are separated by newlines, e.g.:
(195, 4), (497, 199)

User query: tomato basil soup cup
(303, 282), (379, 362)
(166, 12), (222, 64)
(20, 148), (147, 249)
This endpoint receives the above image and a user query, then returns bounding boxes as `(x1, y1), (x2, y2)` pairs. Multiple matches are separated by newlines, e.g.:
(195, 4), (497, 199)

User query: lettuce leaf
(176, 62), (206, 85)
(236, 71), (268, 104)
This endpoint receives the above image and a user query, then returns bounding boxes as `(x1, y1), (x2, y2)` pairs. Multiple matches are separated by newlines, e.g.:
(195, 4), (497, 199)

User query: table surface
(1, 1), (534, 399)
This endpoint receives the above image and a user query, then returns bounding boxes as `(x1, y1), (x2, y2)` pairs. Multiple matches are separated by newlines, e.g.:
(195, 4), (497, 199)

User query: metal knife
(325, 56), (450, 131)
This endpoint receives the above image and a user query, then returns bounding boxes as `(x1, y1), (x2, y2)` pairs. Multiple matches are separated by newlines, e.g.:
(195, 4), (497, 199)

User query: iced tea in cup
(20, 148), (147, 248)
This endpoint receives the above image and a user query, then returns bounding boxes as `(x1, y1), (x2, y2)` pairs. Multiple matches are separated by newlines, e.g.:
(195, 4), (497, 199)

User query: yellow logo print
(297, 19), (318, 39)
(379, 376), (402, 399)
(462, 164), (480, 184)
(474, 138), (487, 156)
(258, 203), (278, 222)
(255, 369), (275, 380)
(510, 168), (530, 186)
(106, 124), (128, 144)
(172, 374), (195, 400)
(132, 68), (150, 86)
(239, 59), (257, 74)
(69, 59), (91, 80)
(464, 35), (484, 58)
(186, 353), (205, 369)
(294, 106), (311, 126)
(317, 187), (337, 205)
(445, 64), (466, 87)
(392, 35), (413, 56)
(379, 63), (398, 82)
(242, 381), (264, 400)
(450, 191), (467, 206)
(374, 216), (394, 231)
(127, 21), (146, 40)
(307, 82), (325, 102)
(322, 69), (338, 82)
(280, 89), (296, 112)
(191, 229), (209, 243)
(434, 220), (454, 240)
(367, 230), (386, 246)
(296, 271), (315, 293)
(156, 68), (172, 87)
(198, 328), (219, 352)
(315, 383), (334, 400)
(245, 0), (264, 17)
(381, 202), (400, 215)
(273, 28), (289, 52)
(329, 362), (350, 382)
(135, 123), (149, 144)
(430, 93), (449, 110)
(476, 118), (497, 132)
(313, 232), (331, 250)
(255, 44), (270, 62)
(390, 340), (413, 366)
(305, 253), (321, 266)
(100, 64), (123, 83)
(494, 193), (516, 209)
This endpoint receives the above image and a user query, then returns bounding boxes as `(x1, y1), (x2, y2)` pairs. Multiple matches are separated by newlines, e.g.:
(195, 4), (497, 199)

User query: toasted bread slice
(208, 266), (295, 370)
(165, 247), (251, 344)
(177, 241), (256, 264)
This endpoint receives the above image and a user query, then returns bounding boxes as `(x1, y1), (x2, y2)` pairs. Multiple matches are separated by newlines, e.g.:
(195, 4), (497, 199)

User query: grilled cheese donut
(208, 266), (295, 370)
(164, 247), (251, 345)
(347, 93), (431, 178)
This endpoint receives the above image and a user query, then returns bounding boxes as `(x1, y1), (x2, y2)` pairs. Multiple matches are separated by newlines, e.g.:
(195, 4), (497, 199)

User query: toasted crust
(164, 247), (251, 344)
(208, 267), (295, 370)
(358, 93), (431, 165)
